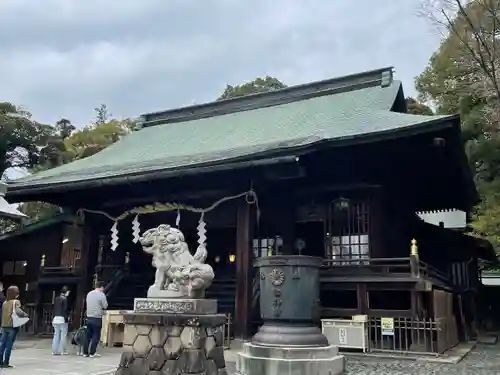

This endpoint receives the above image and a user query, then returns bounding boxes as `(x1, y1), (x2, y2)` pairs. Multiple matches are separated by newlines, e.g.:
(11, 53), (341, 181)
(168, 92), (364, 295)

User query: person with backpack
(52, 286), (70, 355)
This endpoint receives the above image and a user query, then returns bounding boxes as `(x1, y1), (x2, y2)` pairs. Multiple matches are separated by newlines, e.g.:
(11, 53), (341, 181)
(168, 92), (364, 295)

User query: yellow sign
(381, 317), (394, 336)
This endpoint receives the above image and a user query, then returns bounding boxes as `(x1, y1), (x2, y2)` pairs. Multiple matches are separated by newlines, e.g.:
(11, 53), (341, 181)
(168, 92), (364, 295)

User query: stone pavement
(7, 338), (500, 374)
(4, 348), (120, 375)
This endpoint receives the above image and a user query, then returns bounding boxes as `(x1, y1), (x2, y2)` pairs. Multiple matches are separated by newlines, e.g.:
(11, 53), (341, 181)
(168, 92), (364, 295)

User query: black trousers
(83, 317), (102, 356)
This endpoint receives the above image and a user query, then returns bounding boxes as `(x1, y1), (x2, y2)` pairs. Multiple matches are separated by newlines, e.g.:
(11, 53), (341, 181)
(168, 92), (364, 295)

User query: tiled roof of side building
(7, 67), (454, 192)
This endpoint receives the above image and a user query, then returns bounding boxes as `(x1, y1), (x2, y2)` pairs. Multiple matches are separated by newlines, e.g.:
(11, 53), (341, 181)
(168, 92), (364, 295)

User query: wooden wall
(0, 223), (63, 303)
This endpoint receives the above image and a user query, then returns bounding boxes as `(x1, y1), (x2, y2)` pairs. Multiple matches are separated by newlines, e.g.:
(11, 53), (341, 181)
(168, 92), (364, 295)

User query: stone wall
(115, 313), (228, 375)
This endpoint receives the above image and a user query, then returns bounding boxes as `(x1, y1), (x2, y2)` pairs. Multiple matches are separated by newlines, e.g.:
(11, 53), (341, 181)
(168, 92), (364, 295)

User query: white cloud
(0, 0), (442, 127)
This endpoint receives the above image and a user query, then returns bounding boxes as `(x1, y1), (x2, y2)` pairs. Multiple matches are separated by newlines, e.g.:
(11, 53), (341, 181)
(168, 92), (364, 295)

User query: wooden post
(234, 200), (253, 340)
(409, 239), (420, 278)
(73, 220), (92, 329)
(357, 284), (368, 314)
(34, 253), (47, 334)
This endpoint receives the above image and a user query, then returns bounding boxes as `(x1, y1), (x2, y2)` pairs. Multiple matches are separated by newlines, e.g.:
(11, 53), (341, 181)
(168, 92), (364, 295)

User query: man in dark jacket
(52, 286), (70, 355)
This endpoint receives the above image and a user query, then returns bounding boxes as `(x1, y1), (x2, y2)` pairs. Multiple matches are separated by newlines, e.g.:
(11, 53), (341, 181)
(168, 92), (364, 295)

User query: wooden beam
(100, 189), (231, 208)
(234, 200), (253, 339)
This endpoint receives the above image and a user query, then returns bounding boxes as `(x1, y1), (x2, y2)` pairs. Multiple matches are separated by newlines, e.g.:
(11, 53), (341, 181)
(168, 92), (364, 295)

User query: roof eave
(0, 214), (73, 242)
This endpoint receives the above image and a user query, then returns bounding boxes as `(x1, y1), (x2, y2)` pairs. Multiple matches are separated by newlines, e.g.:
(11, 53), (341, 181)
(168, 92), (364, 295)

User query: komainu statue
(139, 224), (214, 298)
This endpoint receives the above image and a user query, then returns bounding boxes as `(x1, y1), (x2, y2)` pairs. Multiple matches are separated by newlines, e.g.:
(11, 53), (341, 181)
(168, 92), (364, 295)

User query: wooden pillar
(273, 195), (295, 255)
(73, 219), (93, 329)
(357, 284), (368, 314)
(234, 200), (253, 340)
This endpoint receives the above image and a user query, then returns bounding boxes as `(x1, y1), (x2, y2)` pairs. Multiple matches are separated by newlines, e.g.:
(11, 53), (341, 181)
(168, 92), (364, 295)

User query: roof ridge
(140, 67), (394, 127)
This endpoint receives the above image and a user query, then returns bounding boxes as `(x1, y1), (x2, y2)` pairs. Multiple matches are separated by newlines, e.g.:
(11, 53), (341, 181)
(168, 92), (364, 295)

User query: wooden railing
(418, 261), (450, 284)
(40, 266), (80, 276)
(321, 257), (450, 284)
(322, 257), (412, 275)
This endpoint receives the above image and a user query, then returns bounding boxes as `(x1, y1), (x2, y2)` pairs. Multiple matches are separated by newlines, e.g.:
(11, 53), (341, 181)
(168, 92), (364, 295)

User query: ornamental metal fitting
(268, 268), (285, 286)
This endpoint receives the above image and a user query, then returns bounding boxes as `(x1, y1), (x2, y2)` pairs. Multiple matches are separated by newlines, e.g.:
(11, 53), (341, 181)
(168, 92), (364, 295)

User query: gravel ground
(344, 344), (500, 374)
(230, 344), (500, 374)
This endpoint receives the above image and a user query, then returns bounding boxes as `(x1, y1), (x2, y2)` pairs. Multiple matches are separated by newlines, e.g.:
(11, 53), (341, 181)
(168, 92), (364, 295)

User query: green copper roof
(7, 67), (453, 194)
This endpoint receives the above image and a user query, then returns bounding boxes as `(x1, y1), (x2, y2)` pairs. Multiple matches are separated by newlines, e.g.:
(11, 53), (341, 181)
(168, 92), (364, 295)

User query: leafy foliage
(0, 102), (54, 179)
(0, 217), (19, 234)
(217, 76), (287, 100)
(418, 0), (500, 250)
(93, 104), (111, 126)
(0, 104), (137, 232)
(63, 119), (136, 161)
(406, 97), (434, 115)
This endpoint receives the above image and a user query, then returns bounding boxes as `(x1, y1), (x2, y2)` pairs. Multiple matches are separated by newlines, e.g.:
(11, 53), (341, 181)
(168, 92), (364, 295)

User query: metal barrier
(367, 317), (452, 355)
(221, 313), (232, 349)
(18, 304), (76, 336)
(19, 304), (36, 335)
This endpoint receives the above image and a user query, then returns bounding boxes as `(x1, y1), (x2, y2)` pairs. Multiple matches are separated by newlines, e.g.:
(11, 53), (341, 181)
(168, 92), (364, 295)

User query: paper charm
(132, 215), (140, 244)
(110, 221), (119, 251)
(197, 213), (207, 248)
(175, 209), (181, 228)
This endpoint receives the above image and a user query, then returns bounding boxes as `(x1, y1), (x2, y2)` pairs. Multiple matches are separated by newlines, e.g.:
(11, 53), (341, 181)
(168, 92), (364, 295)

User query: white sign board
(338, 327), (347, 345)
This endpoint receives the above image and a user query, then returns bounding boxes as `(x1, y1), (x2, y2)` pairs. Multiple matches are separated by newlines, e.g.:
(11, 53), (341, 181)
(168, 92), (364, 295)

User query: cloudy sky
(0, 0), (442, 127)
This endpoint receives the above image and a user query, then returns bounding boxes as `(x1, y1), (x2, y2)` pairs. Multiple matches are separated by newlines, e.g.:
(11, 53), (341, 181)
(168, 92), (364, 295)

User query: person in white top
(52, 286), (70, 355)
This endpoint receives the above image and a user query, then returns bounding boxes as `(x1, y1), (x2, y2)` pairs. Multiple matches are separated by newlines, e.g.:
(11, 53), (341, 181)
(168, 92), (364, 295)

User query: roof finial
(381, 69), (393, 88)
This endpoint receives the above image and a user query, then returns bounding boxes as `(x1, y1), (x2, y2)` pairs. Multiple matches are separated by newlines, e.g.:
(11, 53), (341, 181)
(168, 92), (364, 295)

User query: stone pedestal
(115, 299), (228, 375)
(236, 342), (345, 375)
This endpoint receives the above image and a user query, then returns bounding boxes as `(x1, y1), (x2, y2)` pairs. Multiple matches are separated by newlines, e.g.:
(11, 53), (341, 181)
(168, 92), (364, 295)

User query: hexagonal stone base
(115, 312), (228, 375)
(236, 342), (345, 375)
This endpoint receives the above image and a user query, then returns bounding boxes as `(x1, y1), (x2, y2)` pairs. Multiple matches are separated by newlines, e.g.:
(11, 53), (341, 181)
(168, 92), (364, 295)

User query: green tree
(0, 217), (19, 234)
(217, 76), (287, 100)
(0, 102), (54, 178)
(12, 117), (137, 226)
(406, 97), (434, 115)
(93, 104), (111, 126)
(418, 0), (500, 250)
(37, 118), (76, 169)
(65, 118), (136, 160)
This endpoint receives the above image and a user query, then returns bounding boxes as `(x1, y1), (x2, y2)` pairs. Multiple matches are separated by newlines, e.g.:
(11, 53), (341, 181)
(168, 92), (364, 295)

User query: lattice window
(2, 261), (27, 276)
(252, 237), (283, 258)
(327, 200), (370, 265)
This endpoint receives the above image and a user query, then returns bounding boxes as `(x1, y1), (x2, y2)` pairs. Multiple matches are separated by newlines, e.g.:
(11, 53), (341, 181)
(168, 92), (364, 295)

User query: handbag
(11, 302), (29, 328)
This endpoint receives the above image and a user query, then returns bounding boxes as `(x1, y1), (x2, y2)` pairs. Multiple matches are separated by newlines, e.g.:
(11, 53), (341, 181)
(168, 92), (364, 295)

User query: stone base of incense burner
(236, 342), (345, 375)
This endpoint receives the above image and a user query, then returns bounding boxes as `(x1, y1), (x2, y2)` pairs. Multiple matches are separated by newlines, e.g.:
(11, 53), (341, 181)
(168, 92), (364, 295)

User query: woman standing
(52, 286), (70, 355)
(0, 285), (28, 368)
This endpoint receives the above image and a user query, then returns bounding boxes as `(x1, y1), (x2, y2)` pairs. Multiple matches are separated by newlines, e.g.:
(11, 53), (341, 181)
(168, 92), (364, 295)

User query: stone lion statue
(139, 224), (214, 298)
